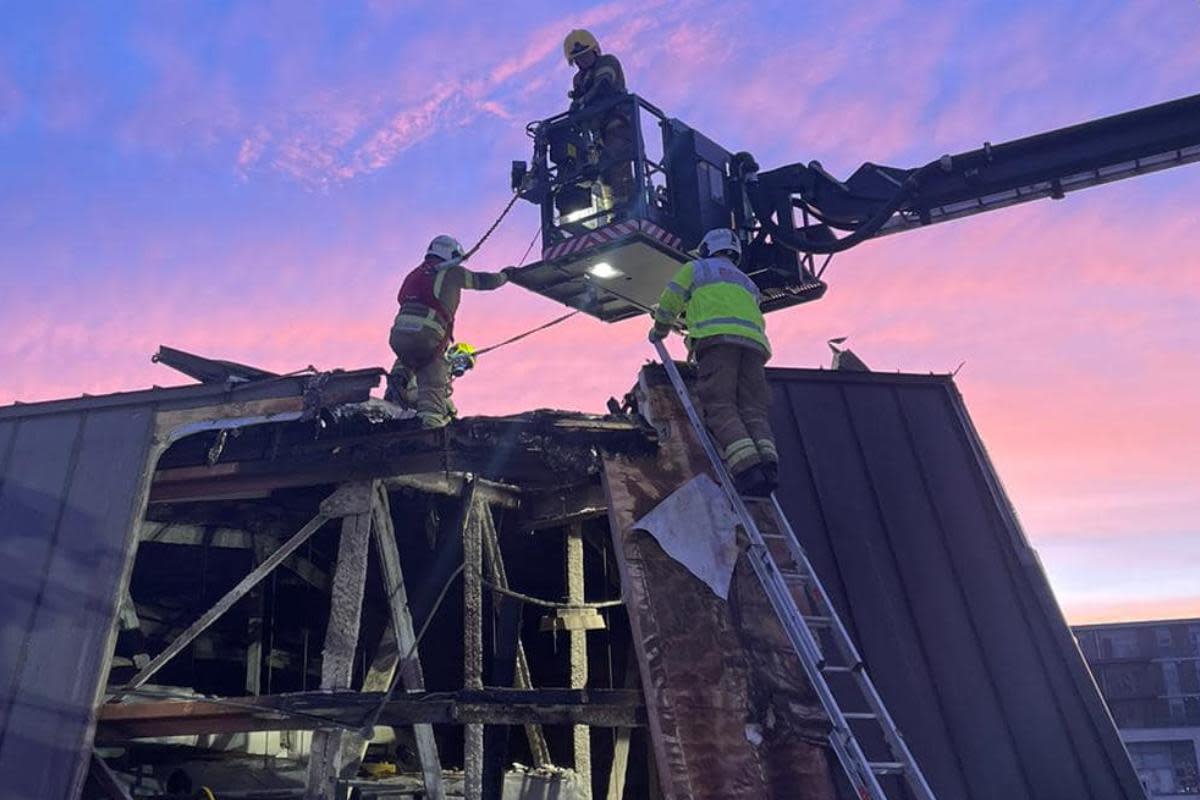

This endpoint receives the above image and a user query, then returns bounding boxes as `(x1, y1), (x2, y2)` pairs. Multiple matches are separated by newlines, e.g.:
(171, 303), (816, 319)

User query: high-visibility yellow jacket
(653, 256), (770, 356)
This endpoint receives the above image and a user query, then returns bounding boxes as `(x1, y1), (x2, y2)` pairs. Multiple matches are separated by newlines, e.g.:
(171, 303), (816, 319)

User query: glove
(648, 324), (670, 343)
(499, 266), (516, 283)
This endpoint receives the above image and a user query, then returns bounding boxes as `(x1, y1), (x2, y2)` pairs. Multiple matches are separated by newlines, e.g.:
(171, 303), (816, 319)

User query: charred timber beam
(149, 414), (652, 504)
(117, 484), (366, 693)
(462, 483), (486, 800)
(518, 481), (609, 530)
(150, 452), (597, 504)
(386, 473), (520, 509)
(368, 483), (445, 798)
(95, 689), (646, 742)
(306, 499), (373, 800)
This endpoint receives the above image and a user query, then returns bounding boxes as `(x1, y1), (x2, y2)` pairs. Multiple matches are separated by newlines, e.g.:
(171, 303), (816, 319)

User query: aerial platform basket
(509, 93), (827, 322)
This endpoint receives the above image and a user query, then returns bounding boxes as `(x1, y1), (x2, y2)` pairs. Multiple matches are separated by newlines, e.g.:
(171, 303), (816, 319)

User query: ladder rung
(870, 762), (906, 775)
(842, 712), (877, 720)
(804, 615), (834, 627)
(780, 571), (810, 583)
(821, 663), (863, 674)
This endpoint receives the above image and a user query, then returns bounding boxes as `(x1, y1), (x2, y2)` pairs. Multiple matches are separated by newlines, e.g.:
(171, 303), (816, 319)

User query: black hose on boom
(746, 158), (943, 254)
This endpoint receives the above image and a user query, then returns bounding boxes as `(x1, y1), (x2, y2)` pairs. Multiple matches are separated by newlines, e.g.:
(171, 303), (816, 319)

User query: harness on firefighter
(397, 257), (455, 340)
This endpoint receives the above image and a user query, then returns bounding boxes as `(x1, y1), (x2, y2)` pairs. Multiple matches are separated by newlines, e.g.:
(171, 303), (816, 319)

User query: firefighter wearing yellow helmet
(562, 29), (634, 208)
(563, 29), (625, 113)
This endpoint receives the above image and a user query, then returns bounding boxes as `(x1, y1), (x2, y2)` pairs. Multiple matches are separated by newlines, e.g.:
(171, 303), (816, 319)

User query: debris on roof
(152, 344), (281, 384)
(0, 358), (1144, 799)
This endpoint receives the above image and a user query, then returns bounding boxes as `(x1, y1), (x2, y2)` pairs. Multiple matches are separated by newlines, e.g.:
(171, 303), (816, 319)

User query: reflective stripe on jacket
(653, 256), (770, 356)
(572, 53), (627, 108)
(394, 257), (508, 347)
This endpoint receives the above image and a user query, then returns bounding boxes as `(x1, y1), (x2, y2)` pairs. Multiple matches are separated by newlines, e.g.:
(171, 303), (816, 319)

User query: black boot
(733, 465), (770, 498)
(760, 461), (779, 495)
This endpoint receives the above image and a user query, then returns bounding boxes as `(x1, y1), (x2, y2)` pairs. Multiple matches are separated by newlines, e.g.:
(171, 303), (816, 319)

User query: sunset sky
(1, 0), (1197, 624)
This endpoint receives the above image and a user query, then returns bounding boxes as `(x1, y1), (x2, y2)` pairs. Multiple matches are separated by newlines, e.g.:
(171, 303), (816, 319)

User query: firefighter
(649, 228), (778, 496)
(563, 29), (633, 209)
(386, 235), (510, 428)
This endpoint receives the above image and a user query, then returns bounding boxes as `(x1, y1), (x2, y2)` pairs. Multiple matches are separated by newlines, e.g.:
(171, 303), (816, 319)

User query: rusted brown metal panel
(601, 367), (836, 800)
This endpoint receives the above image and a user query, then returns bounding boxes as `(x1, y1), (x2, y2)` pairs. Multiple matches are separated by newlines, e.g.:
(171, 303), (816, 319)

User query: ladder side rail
(767, 495), (867, 668)
(652, 342), (891, 800)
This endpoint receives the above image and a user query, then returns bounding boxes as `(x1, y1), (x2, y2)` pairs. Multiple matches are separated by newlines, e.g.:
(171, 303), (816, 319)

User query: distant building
(1075, 618), (1200, 797)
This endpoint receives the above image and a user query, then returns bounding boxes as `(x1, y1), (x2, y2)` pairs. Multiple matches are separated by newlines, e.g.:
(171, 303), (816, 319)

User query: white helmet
(699, 228), (742, 263)
(426, 234), (465, 262)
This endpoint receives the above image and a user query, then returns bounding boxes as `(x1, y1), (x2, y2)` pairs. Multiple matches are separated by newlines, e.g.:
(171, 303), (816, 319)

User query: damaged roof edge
(0, 368), (384, 420)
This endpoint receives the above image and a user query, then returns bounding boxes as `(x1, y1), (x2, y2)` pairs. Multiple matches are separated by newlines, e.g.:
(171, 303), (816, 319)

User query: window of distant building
(1187, 697), (1200, 726)
(1128, 741), (1200, 795)
(1102, 629), (1141, 659)
(1164, 661), (1182, 696)
(1157, 627), (1174, 654)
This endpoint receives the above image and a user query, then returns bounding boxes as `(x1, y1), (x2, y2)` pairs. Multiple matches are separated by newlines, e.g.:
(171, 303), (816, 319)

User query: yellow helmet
(563, 29), (599, 64)
(445, 343), (478, 378)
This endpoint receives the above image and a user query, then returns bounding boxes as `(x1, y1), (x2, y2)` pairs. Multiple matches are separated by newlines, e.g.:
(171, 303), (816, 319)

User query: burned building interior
(0, 348), (1148, 800)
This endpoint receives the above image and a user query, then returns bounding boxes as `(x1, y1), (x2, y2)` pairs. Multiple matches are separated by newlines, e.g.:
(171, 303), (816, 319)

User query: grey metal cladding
(0, 406), (156, 800)
(766, 368), (1145, 800)
(0, 368), (380, 798)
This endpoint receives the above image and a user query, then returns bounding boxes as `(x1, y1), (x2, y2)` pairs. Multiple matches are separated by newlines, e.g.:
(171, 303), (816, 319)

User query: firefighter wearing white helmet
(386, 235), (513, 428)
(650, 228), (779, 496)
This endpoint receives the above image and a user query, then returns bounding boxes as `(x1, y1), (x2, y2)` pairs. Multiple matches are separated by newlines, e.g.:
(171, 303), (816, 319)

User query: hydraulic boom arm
(744, 92), (1200, 254)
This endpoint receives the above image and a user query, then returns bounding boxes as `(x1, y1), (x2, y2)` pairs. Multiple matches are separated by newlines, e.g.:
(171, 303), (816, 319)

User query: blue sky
(1, 0), (1199, 622)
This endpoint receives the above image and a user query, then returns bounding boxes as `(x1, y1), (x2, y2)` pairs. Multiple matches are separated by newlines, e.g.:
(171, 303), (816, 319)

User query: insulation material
(632, 474), (739, 599)
(602, 367), (836, 800)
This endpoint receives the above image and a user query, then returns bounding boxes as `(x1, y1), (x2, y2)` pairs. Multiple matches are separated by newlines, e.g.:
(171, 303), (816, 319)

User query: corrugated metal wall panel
(0, 407), (155, 799)
(767, 369), (1145, 800)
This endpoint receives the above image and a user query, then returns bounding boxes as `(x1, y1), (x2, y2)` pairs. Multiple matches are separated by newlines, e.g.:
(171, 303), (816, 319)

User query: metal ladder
(652, 341), (937, 800)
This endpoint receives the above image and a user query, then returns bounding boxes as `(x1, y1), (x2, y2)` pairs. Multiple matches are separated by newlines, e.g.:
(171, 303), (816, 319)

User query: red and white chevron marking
(542, 219), (684, 262)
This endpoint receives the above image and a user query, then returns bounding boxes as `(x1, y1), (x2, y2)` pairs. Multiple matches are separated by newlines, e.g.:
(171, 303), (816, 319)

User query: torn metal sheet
(152, 345), (279, 384)
(633, 474), (740, 599)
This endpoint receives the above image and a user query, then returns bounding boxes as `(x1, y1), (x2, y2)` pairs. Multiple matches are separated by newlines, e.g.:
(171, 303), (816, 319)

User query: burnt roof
(0, 368), (383, 420)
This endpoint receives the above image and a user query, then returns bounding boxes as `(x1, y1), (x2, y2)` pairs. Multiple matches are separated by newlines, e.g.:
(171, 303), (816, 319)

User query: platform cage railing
(512, 93), (829, 313)
(517, 93), (684, 251)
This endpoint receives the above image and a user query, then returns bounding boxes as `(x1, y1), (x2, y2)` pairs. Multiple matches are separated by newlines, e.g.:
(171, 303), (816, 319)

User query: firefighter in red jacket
(386, 235), (511, 428)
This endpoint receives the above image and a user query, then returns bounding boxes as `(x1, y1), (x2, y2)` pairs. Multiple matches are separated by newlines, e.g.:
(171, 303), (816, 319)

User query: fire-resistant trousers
(694, 340), (778, 477)
(389, 323), (451, 428)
